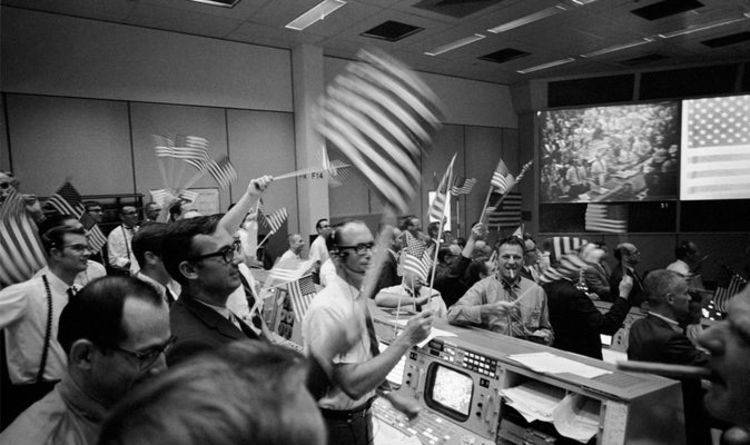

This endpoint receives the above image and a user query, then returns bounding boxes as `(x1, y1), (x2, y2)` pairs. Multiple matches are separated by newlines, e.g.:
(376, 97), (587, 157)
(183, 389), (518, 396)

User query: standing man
(162, 176), (272, 365)
(433, 222), (484, 307)
(303, 221), (433, 445)
(132, 223), (181, 305)
(309, 218), (332, 283)
(84, 200), (108, 266)
(627, 270), (710, 445)
(609, 242), (645, 307)
(277, 233), (305, 266)
(107, 205), (140, 276)
(144, 202), (162, 223)
(0, 226), (91, 426)
(447, 237), (553, 344)
(0, 276), (171, 444)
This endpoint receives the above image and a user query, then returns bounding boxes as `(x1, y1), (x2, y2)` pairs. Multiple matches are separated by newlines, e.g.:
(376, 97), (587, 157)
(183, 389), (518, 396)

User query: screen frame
(424, 362), (474, 422)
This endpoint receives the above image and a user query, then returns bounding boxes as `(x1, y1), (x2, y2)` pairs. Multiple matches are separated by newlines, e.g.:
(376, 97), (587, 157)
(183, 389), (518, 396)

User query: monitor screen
(680, 94), (750, 201)
(540, 102), (680, 203)
(426, 364), (473, 420)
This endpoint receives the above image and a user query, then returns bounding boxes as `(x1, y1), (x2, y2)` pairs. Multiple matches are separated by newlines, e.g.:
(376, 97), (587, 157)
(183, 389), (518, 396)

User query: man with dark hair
(162, 176), (272, 365)
(433, 222), (484, 307)
(303, 220), (432, 445)
(83, 201), (103, 224)
(628, 269), (710, 445)
(34, 214), (106, 288)
(144, 202), (161, 223)
(0, 276), (171, 444)
(309, 218), (332, 282)
(107, 205), (140, 276)
(98, 341), (326, 445)
(447, 236), (553, 343)
(609, 242), (645, 306)
(0, 226), (91, 426)
(132, 223), (181, 305)
(667, 241), (702, 278)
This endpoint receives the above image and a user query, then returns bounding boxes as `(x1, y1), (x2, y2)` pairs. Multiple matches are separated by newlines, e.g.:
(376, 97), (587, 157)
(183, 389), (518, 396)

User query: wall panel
(464, 126), (503, 231)
(6, 94), (132, 195)
(0, 94), (9, 172)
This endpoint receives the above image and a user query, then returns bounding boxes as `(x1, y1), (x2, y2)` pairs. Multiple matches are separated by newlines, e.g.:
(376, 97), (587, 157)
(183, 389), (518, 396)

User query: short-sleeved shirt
(302, 273), (374, 410)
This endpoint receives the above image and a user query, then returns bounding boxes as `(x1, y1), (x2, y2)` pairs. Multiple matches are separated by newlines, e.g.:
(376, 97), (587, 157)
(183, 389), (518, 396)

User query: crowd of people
(1, 171), (749, 445)
(540, 103), (680, 202)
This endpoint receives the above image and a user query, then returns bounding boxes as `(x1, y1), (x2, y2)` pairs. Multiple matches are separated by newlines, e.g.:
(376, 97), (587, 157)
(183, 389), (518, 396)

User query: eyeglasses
(336, 241), (375, 255)
(113, 335), (177, 370)
(189, 240), (242, 264)
(63, 243), (91, 253)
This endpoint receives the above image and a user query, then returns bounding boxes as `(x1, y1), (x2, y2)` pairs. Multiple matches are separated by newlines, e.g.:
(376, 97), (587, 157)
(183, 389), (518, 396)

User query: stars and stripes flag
(485, 192), (521, 231)
(46, 182), (107, 253)
(549, 236), (587, 264)
(287, 275), (317, 322)
(178, 189), (199, 204)
(149, 189), (176, 207)
(154, 135), (211, 171)
(0, 188), (46, 287)
(490, 159), (516, 194)
(428, 154), (456, 223)
(584, 203), (628, 233)
(316, 49), (444, 214)
(203, 156), (237, 190)
(681, 95), (750, 200)
(450, 176), (476, 196)
(262, 208), (287, 234)
(401, 231), (433, 282)
(713, 274), (747, 313)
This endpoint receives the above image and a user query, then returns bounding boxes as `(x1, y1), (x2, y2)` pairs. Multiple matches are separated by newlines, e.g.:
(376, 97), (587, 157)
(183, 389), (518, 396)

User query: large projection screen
(681, 94), (750, 201)
(540, 102), (680, 203)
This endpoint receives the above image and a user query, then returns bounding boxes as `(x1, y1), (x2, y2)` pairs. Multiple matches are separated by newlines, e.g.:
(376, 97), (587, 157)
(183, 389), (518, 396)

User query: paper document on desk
(552, 393), (600, 443)
(501, 381), (565, 423)
(508, 352), (611, 378)
(394, 319), (456, 348)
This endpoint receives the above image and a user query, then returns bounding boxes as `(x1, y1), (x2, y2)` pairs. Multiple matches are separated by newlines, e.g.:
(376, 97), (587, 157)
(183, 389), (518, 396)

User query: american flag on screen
(584, 203), (627, 233)
(681, 95), (750, 200)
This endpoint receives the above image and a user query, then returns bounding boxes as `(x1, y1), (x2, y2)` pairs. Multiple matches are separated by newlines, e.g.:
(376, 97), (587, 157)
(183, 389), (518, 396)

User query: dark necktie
(164, 288), (176, 306)
(229, 313), (259, 339)
(239, 273), (264, 333)
(67, 287), (76, 299)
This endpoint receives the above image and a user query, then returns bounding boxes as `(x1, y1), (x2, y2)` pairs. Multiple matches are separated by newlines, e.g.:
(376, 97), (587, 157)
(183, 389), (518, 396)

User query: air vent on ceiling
(631, 0), (703, 21)
(478, 48), (530, 64)
(412, 0), (505, 18)
(361, 21), (424, 42)
(702, 31), (750, 48)
(187, 0), (241, 7)
(617, 53), (669, 66)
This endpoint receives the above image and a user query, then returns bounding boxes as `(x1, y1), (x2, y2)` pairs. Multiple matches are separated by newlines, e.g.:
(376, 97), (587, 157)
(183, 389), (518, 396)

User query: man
(107, 205), (140, 276)
(144, 202), (161, 223)
(373, 225), (401, 293)
(667, 241), (702, 278)
(519, 235), (541, 284)
(303, 221), (433, 445)
(309, 218), (332, 270)
(35, 214), (106, 288)
(83, 201), (103, 224)
(98, 341), (325, 445)
(433, 222), (484, 307)
(162, 176), (272, 365)
(609, 242), (645, 307)
(0, 226), (91, 426)
(277, 233), (305, 266)
(131, 223), (181, 305)
(627, 269), (710, 445)
(581, 242), (612, 300)
(545, 248), (633, 359)
(447, 237), (553, 344)
(374, 269), (446, 317)
(698, 285), (750, 430)
(0, 276), (171, 444)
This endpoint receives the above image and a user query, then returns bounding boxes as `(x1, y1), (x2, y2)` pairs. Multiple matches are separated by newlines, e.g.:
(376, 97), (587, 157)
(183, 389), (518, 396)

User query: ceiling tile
(1, 0), (136, 21)
(126, 4), (245, 38)
(137, 0), (272, 20)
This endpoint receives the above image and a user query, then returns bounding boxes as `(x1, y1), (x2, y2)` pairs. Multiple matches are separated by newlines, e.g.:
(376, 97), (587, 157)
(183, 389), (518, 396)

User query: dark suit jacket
(628, 314), (710, 445)
(168, 292), (259, 366)
(373, 250), (400, 296)
(545, 279), (630, 360)
(582, 264), (611, 300)
(434, 256), (472, 308)
(609, 266), (645, 307)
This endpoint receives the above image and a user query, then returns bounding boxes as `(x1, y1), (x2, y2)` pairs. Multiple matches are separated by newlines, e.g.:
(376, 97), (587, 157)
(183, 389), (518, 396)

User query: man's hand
(396, 311), (433, 347)
(618, 274), (633, 299)
(248, 175), (274, 195)
(469, 222), (485, 240)
(381, 391), (421, 421)
(481, 300), (514, 318)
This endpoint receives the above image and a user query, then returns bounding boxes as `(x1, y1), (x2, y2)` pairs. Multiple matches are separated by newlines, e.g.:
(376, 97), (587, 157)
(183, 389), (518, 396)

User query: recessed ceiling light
(487, 5), (567, 34)
(517, 57), (575, 74)
(658, 14), (750, 38)
(187, 0), (241, 7)
(425, 34), (486, 56)
(285, 0), (347, 31)
(580, 37), (655, 58)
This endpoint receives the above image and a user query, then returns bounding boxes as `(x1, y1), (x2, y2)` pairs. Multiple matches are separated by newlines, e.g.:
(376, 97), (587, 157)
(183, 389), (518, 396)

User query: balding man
(277, 233), (305, 266)
(609, 242), (645, 307)
(628, 270), (710, 445)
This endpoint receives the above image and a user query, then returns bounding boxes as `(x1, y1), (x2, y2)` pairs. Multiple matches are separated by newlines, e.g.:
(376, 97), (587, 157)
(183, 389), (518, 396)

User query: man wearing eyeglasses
(0, 276), (172, 444)
(0, 226), (91, 428)
(162, 176), (273, 365)
(107, 205), (140, 276)
(303, 221), (433, 445)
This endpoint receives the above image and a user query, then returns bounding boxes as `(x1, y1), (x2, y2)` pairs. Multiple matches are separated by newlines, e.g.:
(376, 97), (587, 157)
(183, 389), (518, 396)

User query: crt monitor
(424, 363), (474, 422)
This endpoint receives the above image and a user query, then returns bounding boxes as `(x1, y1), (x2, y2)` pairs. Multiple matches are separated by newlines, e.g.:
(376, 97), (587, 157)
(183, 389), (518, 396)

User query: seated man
(581, 242), (612, 300)
(98, 341), (326, 445)
(0, 276), (171, 444)
(374, 269), (446, 317)
(627, 269), (710, 445)
(609, 242), (645, 307)
(276, 233), (305, 266)
(667, 241), (701, 278)
(447, 236), (553, 344)
(433, 222), (484, 307)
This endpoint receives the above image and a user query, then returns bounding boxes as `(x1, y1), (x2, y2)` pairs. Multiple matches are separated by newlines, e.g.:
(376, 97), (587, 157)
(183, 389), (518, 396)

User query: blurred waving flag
(0, 189), (46, 287)
(585, 203), (628, 233)
(47, 182), (107, 253)
(288, 275), (317, 322)
(262, 208), (288, 234)
(428, 154), (456, 223)
(490, 159), (516, 194)
(204, 156), (237, 190)
(316, 49), (444, 214)
(450, 176), (476, 196)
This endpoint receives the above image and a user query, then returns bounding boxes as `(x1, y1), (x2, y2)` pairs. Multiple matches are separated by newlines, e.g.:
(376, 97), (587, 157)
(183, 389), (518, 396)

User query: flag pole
(181, 169), (207, 191)
(479, 187), (494, 224)
(257, 232), (274, 249)
(428, 163), (453, 291)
